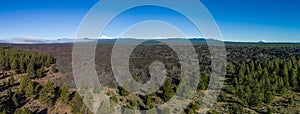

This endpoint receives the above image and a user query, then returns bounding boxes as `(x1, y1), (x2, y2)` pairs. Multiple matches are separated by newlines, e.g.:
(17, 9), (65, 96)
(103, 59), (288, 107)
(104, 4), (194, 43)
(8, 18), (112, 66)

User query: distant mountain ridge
(0, 38), (220, 44)
(0, 37), (299, 44)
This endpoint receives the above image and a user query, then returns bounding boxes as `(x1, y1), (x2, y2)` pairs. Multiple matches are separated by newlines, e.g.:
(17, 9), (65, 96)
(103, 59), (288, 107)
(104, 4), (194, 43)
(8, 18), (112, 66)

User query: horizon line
(0, 37), (299, 43)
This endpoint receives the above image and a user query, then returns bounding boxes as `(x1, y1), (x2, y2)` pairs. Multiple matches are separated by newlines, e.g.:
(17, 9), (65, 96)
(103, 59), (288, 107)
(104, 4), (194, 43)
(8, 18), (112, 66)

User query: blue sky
(0, 0), (299, 42)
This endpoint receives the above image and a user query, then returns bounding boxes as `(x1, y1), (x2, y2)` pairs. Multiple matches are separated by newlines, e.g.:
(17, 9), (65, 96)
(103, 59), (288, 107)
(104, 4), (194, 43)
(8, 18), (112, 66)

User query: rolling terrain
(0, 40), (300, 113)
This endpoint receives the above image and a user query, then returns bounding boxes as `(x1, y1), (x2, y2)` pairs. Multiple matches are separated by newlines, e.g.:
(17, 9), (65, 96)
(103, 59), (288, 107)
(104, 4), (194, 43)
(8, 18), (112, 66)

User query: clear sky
(0, 0), (299, 42)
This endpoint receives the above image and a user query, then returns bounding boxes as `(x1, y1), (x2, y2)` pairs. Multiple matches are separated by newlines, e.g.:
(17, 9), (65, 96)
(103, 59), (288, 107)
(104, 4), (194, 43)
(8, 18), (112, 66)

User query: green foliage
(11, 58), (19, 72)
(36, 68), (44, 78)
(20, 75), (30, 91)
(8, 74), (15, 86)
(12, 92), (19, 107)
(187, 109), (194, 114)
(97, 99), (115, 114)
(226, 57), (300, 112)
(198, 72), (209, 90)
(122, 108), (134, 114)
(38, 81), (56, 106)
(290, 68), (298, 89)
(59, 84), (70, 104)
(144, 95), (152, 106)
(288, 95), (295, 107)
(148, 103), (155, 109)
(26, 63), (36, 78)
(83, 90), (93, 108)
(185, 103), (200, 114)
(71, 93), (83, 113)
(227, 62), (235, 74)
(0, 47), (55, 76)
(0, 47), (58, 113)
(21, 108), (32, 114)
(162, 107), (172, 114)
(264, 90), (275, 104)
(51, 65), (58, 73)
(118, 86), (129, 96)
(1, 109), (6, 114)
(25, 80), (35, 98)
(162, 78), (174, 101)
(111, 96), (118, 103)
(232, 103), (244, 114)
(7, 87), (13, 98)
(13, 108), (32, 114)
(92, 82), (101, 94)
(146, 109), (158, 114)
(218, 90), (227, 102)
(267, 107), (273, 114)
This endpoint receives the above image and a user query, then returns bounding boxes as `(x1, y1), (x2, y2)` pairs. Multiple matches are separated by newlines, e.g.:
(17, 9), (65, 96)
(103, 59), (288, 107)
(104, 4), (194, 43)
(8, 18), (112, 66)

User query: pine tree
(19, 60), (26, 73)
(288, 95), (295, 106)
(8, 74), (15, 86)
(83, 90), (93, 108)
(263, 68), (269, 77)
(282, 63), (290, 87)
(267, 107), (273, 114)
(71, 93), (83, 113)
(250, 61), (255, 73)
(12, 93), (19, 107)
(38, 81), (55, 106)
(257, 64), (263, 75)
(118, 86), (129, 96)
(232, 77), (238, 86)
(290, 68), (298, 89)
(219, 90), (227, 102)
(45, 55), (54, 66)
(20, 75), (29, 91)
(11, 58), (19, 72)
(227, 62), (235, 74)
(145, 95), (152, 107)
(26, 63), (36, 78)
(51, 65), (58, 73)
(25, 80), (35, 98)
(36, 68), (43, 78)
(59, 84), (70, 104)
(21, 108), (32, 114)
(198, 72), (209, 90)
(162, 78), (174, 101)
(92, 82), (101, 94)
(187, 108), (194, 114)
(264, 90), (275, 104)
(232, 103), (244, 113)
(111, 96), (118, 103)
(238, 65), (245, 78)
(7, 87), (13, 99)
(288, 59), (293, 71)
